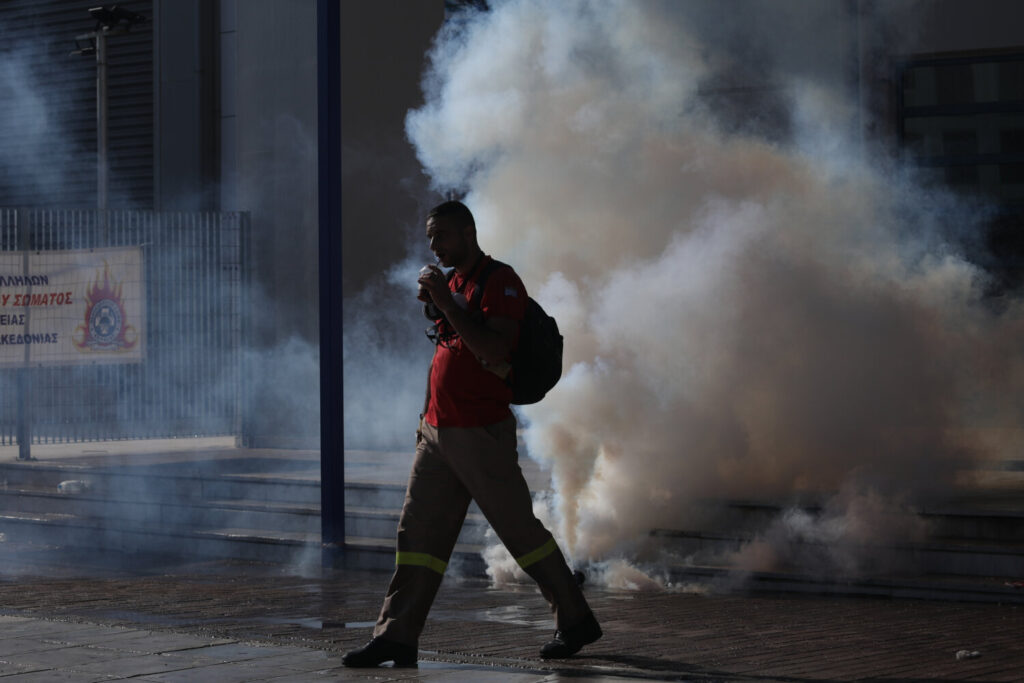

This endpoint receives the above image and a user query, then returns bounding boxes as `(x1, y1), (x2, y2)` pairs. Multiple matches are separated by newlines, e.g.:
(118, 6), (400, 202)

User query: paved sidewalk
(0, 551), (1021, 682)
(0, 613), (620, 682)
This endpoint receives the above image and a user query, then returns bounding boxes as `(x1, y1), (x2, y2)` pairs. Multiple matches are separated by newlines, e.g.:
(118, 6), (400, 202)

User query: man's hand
(417, 265), (455, 312)
(418, 264), (517, 364)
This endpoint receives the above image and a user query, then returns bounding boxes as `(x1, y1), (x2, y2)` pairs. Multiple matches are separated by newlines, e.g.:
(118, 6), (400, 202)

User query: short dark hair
(427, 200), (475, 228)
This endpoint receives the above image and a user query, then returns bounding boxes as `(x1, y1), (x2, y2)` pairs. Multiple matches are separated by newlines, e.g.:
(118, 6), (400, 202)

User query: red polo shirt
(424, 256), (527, 428)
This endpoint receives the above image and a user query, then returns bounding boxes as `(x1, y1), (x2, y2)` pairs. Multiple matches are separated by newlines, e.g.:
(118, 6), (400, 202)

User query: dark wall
(154, 0), (217, 211)
(340, 0), (445, 294)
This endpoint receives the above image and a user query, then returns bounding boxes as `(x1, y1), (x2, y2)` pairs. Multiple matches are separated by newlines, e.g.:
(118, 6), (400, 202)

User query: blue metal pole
(317, 0), (344, 567)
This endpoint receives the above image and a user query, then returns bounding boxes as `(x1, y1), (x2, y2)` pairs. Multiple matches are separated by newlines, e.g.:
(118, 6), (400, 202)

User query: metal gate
(0, 208), (248, 444)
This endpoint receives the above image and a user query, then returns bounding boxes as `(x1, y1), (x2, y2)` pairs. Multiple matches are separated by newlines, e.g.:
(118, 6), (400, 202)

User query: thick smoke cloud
(342, 258), (435, 449)
(395, 0), (1024, 578)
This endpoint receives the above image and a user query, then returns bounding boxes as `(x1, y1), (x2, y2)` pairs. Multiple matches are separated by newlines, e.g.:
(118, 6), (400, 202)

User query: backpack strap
(468, 258), (506, 311)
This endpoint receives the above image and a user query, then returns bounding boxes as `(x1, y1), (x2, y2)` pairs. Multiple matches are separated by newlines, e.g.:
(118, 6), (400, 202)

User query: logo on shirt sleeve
(504, 286), (518, 298)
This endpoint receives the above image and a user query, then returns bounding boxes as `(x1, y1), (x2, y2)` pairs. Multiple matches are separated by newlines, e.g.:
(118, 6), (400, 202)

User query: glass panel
(904, 60), (1024, 107)
(1000, 163), (1024, 186)
(904, 114), (1024, 157)
(1000, 129), (1024, 155)
(992, 165), (1024, 202)
(944, 164), (979, 191)
(902, 65), (934, 107)
(935, 63), (975, 105)
(942, 129), (978, 156)
(998, 61), (1024, 102)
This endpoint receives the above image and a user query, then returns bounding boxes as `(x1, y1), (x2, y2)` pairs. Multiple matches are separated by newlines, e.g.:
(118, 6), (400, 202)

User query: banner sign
(0, 246), (145, 366)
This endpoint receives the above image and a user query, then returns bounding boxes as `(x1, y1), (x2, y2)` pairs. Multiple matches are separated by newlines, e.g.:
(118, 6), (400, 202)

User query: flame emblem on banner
(73, 262), (137, 351)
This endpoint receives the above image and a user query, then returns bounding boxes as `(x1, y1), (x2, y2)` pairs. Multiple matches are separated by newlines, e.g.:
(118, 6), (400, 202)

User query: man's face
(426, 215), (470, 268)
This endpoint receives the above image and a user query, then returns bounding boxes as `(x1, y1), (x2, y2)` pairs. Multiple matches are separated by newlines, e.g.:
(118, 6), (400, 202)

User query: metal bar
(318, 0), (344, 566)
(2, 211), (10, 445)
(239, 212), (252, 446)
(905, 153), (1024, 167)
(16, 210), (31, 460)
(16, 368), (30, 458)
(201, 212), (209, 422)
(176, 212), (184, 430)
(895, 52), (1024, 70)
(902, 101), (1024, 118)
(97, 29), (108, 214)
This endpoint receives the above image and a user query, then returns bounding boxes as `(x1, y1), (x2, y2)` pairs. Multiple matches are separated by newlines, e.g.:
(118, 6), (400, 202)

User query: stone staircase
(0, 450), (323, 566)
(646, 495), (1024, 602)
(0, 444), (1021, 603)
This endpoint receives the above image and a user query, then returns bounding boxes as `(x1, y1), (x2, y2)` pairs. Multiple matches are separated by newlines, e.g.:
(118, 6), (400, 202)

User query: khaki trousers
(373, 416), (591, 647)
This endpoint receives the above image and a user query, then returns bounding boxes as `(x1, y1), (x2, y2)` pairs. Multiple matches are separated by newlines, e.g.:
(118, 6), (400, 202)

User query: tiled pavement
(0, 553), (1021, 681)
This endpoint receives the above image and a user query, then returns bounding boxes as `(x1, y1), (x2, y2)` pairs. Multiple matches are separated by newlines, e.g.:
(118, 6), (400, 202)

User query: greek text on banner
(0, 247), (145, 367)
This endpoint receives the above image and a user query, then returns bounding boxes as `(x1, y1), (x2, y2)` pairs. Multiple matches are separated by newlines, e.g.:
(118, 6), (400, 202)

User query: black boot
(540, 612), (602, 659)
(342, 637), (418, 667)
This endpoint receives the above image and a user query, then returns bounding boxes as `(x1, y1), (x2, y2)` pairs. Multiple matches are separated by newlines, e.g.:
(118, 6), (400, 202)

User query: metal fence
(0, 208), (248, 445)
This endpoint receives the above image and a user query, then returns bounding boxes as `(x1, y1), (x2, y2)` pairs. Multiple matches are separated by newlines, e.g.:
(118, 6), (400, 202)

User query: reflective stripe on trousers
(395, 551), (448, 575)
(516, 536), (558, 570)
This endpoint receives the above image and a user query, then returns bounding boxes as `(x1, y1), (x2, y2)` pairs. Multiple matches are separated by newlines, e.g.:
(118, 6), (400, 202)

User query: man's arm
(439, 305), (517, 365)
(418, 265), (516, 365)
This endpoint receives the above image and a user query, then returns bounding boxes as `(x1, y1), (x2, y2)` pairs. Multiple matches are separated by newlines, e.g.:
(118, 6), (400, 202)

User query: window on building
(898, 51), (1024, 292)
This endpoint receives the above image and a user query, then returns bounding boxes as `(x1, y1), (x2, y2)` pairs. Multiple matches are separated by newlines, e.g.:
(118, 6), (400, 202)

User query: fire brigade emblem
(74, 262), (137, 351)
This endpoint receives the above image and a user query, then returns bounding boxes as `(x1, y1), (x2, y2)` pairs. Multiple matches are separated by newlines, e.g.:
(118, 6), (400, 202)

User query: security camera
(89, 5), (147, 30)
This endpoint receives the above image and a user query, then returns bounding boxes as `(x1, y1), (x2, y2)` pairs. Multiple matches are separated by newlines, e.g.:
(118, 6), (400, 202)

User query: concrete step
(0, 460), (320, 506)
(665, 565), (1024, 604)
(674, 498), (1024, 545)
(921, 504), (1024, 542)
(0, 488), (321, 535)
(651, 528), (1024, 580)
(0, 512), (320, 565)
(344, 482), (406, 510)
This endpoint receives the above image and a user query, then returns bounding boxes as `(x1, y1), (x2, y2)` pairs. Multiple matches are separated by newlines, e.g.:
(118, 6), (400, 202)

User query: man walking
(343, 200), (601, 667)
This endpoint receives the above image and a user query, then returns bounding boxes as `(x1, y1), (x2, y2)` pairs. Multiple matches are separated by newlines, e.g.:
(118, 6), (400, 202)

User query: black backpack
(426, 259), (563, 405)
(509, 294), (564, 404)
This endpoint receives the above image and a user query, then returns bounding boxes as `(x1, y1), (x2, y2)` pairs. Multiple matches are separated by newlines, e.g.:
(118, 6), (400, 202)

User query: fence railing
(0, 208), (249, 446)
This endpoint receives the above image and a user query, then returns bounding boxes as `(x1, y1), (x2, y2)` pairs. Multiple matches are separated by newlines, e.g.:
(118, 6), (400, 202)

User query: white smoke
(0, 42), (85, 203)
(726, 482), (931, 578)
(342, 257), (436, 449)
(402, 0), (1024, 582)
